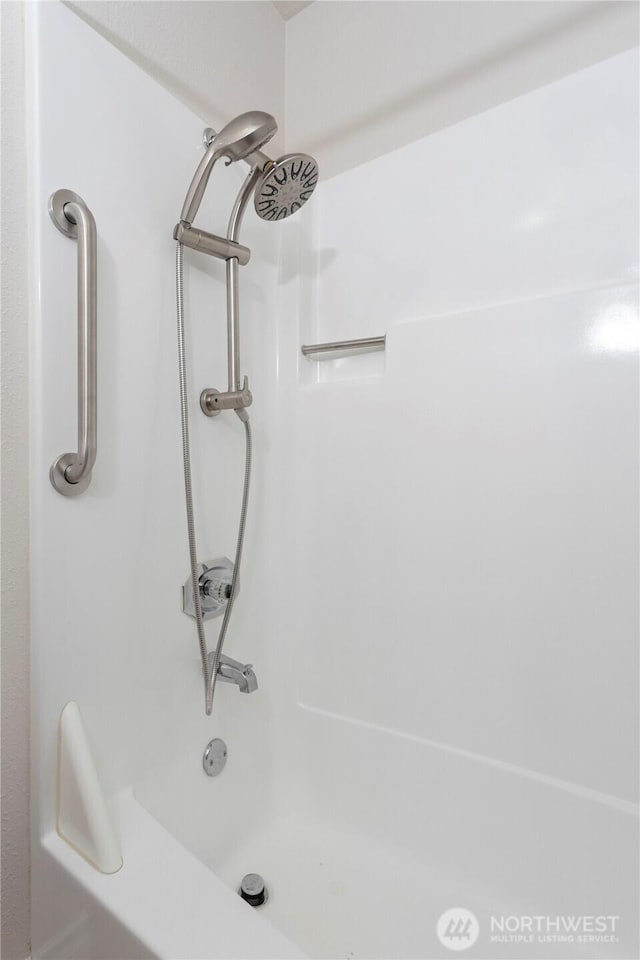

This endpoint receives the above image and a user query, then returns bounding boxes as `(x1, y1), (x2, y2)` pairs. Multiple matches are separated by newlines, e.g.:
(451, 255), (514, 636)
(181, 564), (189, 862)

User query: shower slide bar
(48, 190), (97, 497)
(301, 335), (386, 358)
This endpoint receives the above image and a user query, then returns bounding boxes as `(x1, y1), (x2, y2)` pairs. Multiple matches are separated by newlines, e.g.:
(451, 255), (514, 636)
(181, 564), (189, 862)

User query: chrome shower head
(254, 154), (319, 221)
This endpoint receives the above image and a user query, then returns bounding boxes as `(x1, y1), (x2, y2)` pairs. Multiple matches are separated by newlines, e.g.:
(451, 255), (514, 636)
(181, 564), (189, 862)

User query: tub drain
(239, 873), (268, 906)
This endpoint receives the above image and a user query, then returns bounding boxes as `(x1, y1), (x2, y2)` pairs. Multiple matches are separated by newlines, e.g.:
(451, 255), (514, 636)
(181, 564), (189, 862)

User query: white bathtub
(33, 791), (303, 959)
(33, 716), (638, 959)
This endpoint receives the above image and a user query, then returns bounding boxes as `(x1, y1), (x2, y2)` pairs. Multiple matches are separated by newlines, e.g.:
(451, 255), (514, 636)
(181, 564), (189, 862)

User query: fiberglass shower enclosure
(29, 4), (638, 959)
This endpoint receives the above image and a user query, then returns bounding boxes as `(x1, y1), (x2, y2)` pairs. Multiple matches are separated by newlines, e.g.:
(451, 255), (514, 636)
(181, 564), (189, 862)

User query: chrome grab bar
(48, 190), (97, 497)
(301, 335), (386, 358)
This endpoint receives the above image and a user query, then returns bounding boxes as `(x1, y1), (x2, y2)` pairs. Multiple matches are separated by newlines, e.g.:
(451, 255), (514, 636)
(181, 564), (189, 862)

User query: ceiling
(272, 1), (313, 21)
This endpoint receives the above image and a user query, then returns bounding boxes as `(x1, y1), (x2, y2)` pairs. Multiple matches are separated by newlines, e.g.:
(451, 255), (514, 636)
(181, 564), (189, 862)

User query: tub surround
(29, 3), (638, 958)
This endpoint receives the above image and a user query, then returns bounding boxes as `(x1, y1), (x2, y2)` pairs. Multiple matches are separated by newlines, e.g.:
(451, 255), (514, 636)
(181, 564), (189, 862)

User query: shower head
(254, 154), (319, 221)
(180, 111), (278, 225)
(178, 109), (318, 233)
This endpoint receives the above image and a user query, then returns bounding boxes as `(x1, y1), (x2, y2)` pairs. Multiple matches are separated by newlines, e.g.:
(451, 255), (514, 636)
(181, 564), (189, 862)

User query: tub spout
(212, 653), (258, 693)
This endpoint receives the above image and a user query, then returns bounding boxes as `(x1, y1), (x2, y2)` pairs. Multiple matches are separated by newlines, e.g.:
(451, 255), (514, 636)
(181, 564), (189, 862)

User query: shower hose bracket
(173, 221), (251, 265)
(200, 377), (252, 417)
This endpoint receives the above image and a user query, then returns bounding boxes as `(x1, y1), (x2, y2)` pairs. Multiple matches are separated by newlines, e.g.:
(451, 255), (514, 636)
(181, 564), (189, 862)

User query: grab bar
(301, 335), (385, 358)
(48, 190), (97, 497)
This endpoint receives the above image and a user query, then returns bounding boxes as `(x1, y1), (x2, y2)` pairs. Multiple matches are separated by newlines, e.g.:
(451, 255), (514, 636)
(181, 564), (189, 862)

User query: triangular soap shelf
(57, 701), (123, 874)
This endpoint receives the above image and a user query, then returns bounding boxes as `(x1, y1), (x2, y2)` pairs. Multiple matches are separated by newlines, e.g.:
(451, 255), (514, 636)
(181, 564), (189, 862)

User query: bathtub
(33, 711), (638, 959)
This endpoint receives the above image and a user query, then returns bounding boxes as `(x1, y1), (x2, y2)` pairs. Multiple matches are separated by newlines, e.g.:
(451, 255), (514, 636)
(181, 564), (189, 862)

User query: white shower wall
(285, 1), (640, 178)
(291, 47), (639, 803)
(271, 44), (638, 954)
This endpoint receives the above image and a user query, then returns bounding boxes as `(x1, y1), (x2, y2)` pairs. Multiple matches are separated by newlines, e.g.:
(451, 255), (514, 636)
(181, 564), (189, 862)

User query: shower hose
(175, 240), (252, 716)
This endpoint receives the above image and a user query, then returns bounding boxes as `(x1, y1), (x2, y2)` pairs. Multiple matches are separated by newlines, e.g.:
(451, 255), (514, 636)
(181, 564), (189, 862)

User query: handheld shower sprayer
(179, 111), (278, 226)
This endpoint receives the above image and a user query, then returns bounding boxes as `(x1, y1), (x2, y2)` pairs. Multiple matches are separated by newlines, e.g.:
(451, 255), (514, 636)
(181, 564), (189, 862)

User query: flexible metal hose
(176, 241), (210, 705)
(175, 241), (252, 716)
(206, 412), (252, 711)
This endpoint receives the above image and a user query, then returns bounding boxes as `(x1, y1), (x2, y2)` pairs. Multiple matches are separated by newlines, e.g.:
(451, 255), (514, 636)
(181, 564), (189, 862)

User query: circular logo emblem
(437, 908), (480, 951)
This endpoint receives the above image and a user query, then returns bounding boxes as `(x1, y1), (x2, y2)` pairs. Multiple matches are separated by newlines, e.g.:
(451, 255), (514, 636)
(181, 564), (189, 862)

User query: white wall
(290, 45), (639, 804)
(1, 3), (31, 959)
(286, 1), (640, 178)
(66, 2), (640, 180)
(66, 0), (286, 156)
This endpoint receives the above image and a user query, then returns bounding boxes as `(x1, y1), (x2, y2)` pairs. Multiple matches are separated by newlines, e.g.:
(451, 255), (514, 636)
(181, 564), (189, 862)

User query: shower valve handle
(200, 377), (252, 417)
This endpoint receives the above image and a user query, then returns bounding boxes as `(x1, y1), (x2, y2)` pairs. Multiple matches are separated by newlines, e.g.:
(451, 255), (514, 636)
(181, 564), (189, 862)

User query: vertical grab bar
(48, 190), (97, 497)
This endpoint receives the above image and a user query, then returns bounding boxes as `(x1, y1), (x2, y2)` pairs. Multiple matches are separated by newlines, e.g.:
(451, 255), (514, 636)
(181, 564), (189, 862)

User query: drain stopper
(239, 873), (268, 906)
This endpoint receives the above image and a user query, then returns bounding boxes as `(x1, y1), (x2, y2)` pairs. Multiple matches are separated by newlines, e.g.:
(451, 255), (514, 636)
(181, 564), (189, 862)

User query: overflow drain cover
(202, 738), (227, 777)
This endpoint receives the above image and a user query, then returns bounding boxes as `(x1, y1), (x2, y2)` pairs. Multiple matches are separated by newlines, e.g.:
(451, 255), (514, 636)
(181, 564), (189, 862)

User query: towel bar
(301, 335), (385, 358)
